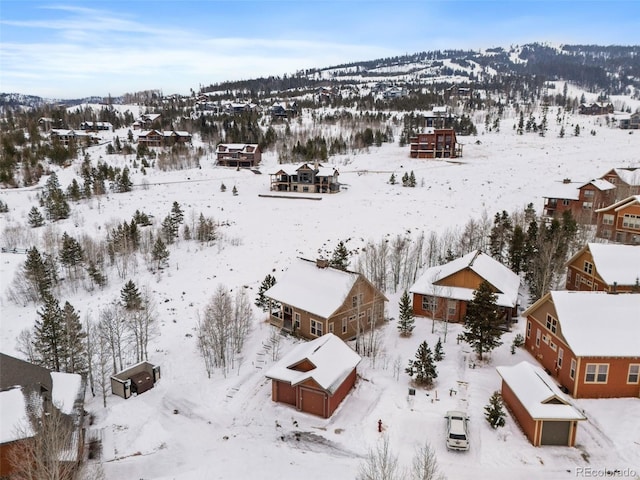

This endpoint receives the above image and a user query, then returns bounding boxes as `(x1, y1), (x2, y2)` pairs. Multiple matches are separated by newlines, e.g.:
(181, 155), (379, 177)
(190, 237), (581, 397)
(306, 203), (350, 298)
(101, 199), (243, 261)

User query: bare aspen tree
(197, 285), (233, 375)
(231, 289), (253, 356)
(98, 303), (127, 372)
(410, 441), (446, 480)
(15, 328), (37, 363)
(358, 435), (404, 480)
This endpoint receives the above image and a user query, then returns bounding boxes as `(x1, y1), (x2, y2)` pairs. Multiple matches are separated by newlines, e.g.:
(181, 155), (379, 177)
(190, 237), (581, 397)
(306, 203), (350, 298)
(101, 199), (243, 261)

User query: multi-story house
(269, 163), (340, 194)
(565, 243), (640, 292)
(595, 195), (640, 244)
(409, 128), (462, 159)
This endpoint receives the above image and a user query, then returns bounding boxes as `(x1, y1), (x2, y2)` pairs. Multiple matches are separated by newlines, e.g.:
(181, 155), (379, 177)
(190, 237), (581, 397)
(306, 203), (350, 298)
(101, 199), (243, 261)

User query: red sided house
(409, 250), (520, 325)
(565, 243), (640, 292)
(599, 167), (640, 201)
(265, 333), (361, 418)
(264, 258), (387, 342)
(137, 130), (163, 147)
(543, 179), (616, 224)
(523, 291), (640, 398)
(0, 354), (85, 478)
(496, 361), (586, 446)
(215, 143), (262, 167)
(409, 128), (462, 159)
(595, 195), (640, 244)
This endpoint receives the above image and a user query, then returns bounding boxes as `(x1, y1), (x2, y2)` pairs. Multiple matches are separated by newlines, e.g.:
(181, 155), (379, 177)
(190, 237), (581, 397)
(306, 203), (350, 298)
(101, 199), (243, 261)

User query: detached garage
(265, 333), (361, 418)
(496, 361), (586, 447)
(111, 361), (161, 399)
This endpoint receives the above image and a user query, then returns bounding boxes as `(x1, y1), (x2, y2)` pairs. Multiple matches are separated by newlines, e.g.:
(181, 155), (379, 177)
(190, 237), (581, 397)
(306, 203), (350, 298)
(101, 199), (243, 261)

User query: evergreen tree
(517, 111), (524, 135)
(23, 247), (52, 301)
(85, 260), (107, 288)
(255, 274), (276, 311)
(560, 125), (566, 138)
(0, 200), (8, 213)
(170, 201), (184, 227)
(389, 173), (396, 185)
(28, 206), (45, 228)
(406, 341), (437, 387)
(67, 179), (82, 201)
(33, 294), (65, 372)
(61, 301), (87, 374)
(220, 182), (227, 192)
(484, 391), (506, 429)
(120, 279), (142, 310)
(59, 232), (84, 275)
(434, 337), (444, 361)
(41, 172), (70, 221)
(196, 213), (216, 243)
(329, 241), (350, 271)
(133, 209), (152, 226)
(151, 236), (169, 269)
(489, 210), (512, 263)
(401, 172), (409, 187)
(183, 224), (192, 240)
(161, 215), (178, 244)
(232, 185), (238, 196)
(574, 124), (581, 136)
(408, 171), (416, 187)
(397, 290), (415, 336)
(463, 280), (504, 360)
(508, 224), (525, 274)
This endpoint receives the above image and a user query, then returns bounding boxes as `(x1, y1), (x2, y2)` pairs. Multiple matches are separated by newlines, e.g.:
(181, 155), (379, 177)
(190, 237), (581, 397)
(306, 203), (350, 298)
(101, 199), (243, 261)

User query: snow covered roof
(595, 195), (640, 213)
(569, 243), (640, 286)
(610, 168), (640, 186)
(265, 333), (361, 395)
(548, 291), (640, 357)
(216, 143), (258, 153)
(580, 179), (615, 191)
(264, 258), (363, 319)
(496, 362), (586, 421)
(409, 250), (520, 308)
(0, 387), (37, 444)
(543, 181), (581, 200)
(51, 372), (82, 415)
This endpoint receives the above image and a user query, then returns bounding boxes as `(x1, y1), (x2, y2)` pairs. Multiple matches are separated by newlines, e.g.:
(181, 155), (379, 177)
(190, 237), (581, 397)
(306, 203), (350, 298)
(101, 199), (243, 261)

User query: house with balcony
(523, 291), (640, 398)
(565, 243), (640, 292)
(264, 258), (387, 341)
(215, 143), (261, 167)
(409, 128), (462, 159)
(579, 102), (614, 115)
(595, 195), (640, 244)
(269, 163), (340, 194)
(424, 107), (456, 128)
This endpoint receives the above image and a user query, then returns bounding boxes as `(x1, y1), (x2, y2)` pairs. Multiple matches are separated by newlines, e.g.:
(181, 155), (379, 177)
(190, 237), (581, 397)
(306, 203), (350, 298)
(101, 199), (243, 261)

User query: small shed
(496, 361), (586, 446)
(111, 362), (160, 399)
(265, 333), (361, 418)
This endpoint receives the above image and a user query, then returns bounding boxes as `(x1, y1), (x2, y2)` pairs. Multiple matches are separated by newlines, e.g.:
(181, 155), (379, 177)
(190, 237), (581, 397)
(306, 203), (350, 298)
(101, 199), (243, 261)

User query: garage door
(541, 421), (570, 445)
(300, 388), (326, 417)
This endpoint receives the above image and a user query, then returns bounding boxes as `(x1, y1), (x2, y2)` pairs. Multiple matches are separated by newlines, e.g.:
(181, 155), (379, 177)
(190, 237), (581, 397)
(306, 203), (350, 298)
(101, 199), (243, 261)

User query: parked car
(445, 410), (469, 451)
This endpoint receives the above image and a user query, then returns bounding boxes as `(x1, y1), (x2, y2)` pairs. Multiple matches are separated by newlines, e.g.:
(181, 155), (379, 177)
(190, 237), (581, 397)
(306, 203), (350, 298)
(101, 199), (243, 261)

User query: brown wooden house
(264, 258), (387, 341)
(137, 130), (164, 147)
(579, 102), (614, 115)
(565, 243), (640, 292)
(265, 333), (361, 418)
(215, 143), (262, 167)
(599, 167), (640, 201)
(595, 195), (640, 244)
(409, 250), (520, 325)
(543, 179), (616, 224)
(523, 291), (640, 398)
(496, 361), (586, 446)
(409, 128), (462, 159)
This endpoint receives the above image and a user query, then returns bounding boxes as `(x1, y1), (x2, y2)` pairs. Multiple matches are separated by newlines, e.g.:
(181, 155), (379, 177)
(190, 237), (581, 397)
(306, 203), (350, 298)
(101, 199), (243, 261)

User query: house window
(628, 364), (640, 384)
(310, 319), (323, 337)
(562, 199), (570, 206)
(582, 202), (593, 210)
(583, 189), (595, 198)
(549, 340), (557, 352)
(583, 262), (593, 275)
(447, 300), (456, 317)
(570, 359), (576, 379)
(526, 321), (531, 338)
(585, 364), (608, 383)
(535, 329), (541, 347)
(575, 274), (580, 288)
(422, 295), (435, 311)
(352, 293), (363, 308)
(329, 322), (334, 333)
(602, 214), (614, 225)
(294, 313), (301, 330)
(545, 314), (558, 333)
(557, 348), (564, 368)
(622, 214), (640, 229)
(342, 318), (348, 334)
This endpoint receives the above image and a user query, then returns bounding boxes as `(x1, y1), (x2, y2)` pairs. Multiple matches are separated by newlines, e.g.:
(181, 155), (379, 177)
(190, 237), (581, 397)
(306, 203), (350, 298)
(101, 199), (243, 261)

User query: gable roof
(567, 243), (640, 286)
(579, 179), (615, 191)
(0, 387), (37, 444)
(603, 167), (640, 186)
(543, 181), (581, 201)
(524, 291), (640, 357)
(595, 195), (640, 213)
(496, 362), (586, 421)
(216, 143), (259, 154)
(265, 333), (361, 395)
(409, 250), (520, 308)
(264, 258), (384, 319)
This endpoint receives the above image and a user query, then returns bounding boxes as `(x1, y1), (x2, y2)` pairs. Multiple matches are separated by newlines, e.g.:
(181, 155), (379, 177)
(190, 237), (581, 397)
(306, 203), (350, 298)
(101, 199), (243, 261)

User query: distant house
(595, 195), (640, 244)
(523, 291), (640, 398)
(215, 143), (262, 167)
(542, 180), (581, 218)
(137, 129), (164, 147)
(133, 113), (161, 130)
(223, 101), (258, 115)
(265, 333), (361, 418)
(565, 243), (640, 292)
(496, 361), (586, 446)
(599, 167), (640, 200)
(79, 121), (112, 132)
(0, 354), (85, 478)
(264, 258), (387, 341)
(38, 117), (54, 131)
(49, 129), (97, 146)
(543, 178), (616, 223)
(110, 361), (161, 399)
(445, 85), (472, 98)
(162, 130), (192, 145)
(409, 128), (462, 159)
(579, 102), (614, 115)
(424, 107), (456, 129)
(409, 250), (520, 325)
(618, 111), (640, 129)
(382, 86), (407, 99)
(269, 163), (340, 194)
(269, 101), (298, 119)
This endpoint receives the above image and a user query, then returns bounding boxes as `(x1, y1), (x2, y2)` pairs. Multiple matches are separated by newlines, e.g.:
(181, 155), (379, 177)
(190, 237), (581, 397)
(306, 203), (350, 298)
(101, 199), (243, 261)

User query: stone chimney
(316, 258), (329, 269)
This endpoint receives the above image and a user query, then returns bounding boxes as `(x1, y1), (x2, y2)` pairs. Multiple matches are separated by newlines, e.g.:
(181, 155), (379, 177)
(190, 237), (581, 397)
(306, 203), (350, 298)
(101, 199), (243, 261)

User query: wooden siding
(500, 380), (538, 445)
(596, 202), (640, 244)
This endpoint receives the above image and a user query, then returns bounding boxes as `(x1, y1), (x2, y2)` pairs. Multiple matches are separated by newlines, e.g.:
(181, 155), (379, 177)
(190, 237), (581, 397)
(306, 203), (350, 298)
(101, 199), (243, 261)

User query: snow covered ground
(1, 104), (639, 479)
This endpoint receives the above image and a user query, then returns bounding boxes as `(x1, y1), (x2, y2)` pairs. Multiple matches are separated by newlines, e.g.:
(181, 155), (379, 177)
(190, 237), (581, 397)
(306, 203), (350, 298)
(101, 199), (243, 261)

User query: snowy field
(1, 105), (639, 479)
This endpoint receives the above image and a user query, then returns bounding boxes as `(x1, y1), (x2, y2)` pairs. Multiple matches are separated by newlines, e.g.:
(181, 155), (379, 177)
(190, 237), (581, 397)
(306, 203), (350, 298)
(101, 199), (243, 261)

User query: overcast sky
(1, 0), (638, 99)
